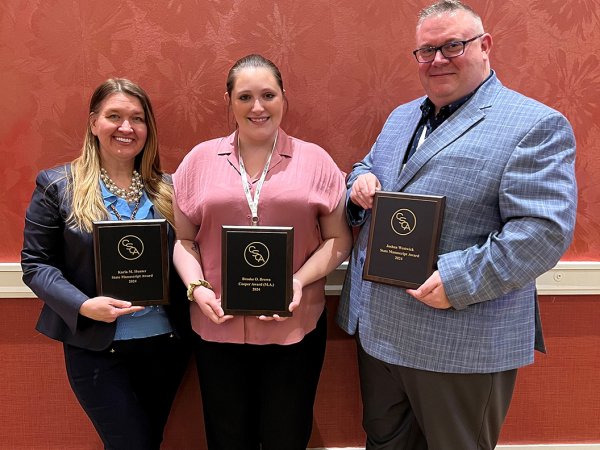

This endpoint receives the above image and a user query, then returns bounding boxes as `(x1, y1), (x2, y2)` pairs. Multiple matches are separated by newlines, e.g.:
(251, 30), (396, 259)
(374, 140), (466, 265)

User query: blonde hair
(68, 78), (174, 231)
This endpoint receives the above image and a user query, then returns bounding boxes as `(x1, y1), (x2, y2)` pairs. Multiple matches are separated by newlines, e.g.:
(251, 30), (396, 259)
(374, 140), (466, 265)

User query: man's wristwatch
(187, 279), (213, 302)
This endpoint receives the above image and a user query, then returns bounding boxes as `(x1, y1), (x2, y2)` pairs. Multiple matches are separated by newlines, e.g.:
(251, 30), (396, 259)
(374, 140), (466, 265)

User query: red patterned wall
(1, 0), (598, 448)
(0, 0), (598, 259)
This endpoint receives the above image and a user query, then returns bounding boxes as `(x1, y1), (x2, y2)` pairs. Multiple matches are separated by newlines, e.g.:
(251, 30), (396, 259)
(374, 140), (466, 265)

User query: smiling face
(90, 92), (147, 168)
(226, 66), (284, 146)
(416, 10), (492, 111)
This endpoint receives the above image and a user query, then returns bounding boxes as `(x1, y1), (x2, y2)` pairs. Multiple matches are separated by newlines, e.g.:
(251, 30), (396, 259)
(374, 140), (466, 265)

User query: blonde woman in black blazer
(21, 79), (191, 450)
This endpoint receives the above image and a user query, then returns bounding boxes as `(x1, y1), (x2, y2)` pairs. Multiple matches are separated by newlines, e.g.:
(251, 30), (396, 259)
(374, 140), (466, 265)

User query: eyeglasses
(412, 34), (484, 63)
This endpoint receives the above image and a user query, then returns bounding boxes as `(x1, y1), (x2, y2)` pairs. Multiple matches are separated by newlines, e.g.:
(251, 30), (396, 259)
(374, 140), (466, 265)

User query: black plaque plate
(222, 226), (293, 316)
(93, 219), (169, 306)
(363, 192), (445, 288)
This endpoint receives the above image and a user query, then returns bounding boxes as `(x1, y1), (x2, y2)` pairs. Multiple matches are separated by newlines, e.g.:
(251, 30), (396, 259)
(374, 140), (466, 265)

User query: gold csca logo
(118, 235), (144, 260)
(244, 242), (270, 267)
(390, 209), (416, 236)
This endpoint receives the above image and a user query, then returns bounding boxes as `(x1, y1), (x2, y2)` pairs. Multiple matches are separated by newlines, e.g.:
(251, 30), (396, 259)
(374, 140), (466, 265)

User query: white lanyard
(402, 126), (428, 172)
(238, 131), (278, 226)
(416, 124), (428, 149)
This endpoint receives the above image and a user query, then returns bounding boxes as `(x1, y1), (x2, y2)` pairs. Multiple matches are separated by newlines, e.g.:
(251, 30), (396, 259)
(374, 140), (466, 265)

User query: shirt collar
(100, 180), (119, 205)
(420, 70), (493, 121)
(219, 128), (293, 158)
(100, 179), (152, 220)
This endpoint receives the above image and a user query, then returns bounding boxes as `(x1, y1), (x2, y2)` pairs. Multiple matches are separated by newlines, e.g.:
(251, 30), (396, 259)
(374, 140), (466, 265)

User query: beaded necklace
(100, 168), (144, 203)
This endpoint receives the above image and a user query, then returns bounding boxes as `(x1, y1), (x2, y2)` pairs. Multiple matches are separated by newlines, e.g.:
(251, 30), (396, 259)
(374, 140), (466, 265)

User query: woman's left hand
(258, 277), (303, 321)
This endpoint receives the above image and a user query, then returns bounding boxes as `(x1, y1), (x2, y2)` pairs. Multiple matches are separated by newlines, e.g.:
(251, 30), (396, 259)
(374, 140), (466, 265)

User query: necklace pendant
(251, 216), (259, 226)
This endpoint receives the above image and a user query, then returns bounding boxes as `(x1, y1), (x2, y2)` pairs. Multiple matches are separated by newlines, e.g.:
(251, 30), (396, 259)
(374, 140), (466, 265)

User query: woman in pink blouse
(173, 54), (352, 450)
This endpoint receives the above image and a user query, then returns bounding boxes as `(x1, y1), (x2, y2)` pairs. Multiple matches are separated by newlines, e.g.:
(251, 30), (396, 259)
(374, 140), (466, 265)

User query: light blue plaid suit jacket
(336, 73), (577, 373)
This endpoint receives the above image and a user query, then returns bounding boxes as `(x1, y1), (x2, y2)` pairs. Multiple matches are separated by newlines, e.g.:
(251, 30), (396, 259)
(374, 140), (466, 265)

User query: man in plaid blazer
(336, 1), (577, 449)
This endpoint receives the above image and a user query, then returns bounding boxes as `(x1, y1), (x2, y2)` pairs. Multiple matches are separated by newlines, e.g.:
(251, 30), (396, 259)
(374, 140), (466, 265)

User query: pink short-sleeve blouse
(173, 129), (345, 345)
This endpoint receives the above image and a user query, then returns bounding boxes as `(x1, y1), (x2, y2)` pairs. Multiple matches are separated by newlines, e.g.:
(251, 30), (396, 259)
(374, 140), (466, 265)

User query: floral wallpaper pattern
(1, 0), (598, 259)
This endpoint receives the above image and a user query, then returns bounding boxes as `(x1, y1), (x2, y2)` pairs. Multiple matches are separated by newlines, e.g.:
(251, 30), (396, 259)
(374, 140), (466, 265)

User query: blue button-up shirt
(100, 181), (173, 340)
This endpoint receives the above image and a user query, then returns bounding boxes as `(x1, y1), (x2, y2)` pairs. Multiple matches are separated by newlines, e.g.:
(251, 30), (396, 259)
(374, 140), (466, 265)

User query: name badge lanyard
(416, 124), (428, 149)
(402, 126), (428, 171)
(238, 131), (278, 226)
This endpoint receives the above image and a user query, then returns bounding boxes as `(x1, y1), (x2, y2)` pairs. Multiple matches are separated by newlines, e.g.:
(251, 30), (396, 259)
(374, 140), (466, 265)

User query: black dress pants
(193, 310), (327, 450)
(357, 340), (517, 450)
(64, 333), (190, 450)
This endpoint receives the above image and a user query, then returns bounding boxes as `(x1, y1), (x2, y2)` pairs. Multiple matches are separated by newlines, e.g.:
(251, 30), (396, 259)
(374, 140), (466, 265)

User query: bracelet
(187, 279), (213, 302)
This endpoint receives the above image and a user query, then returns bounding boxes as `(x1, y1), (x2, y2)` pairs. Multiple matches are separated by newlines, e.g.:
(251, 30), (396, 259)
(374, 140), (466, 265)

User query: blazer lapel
(379, 104), (422, 191)
(392, 79), (498, 192)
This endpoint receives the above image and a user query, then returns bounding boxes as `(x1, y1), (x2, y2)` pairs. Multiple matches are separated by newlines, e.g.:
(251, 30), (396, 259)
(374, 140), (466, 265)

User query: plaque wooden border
(221, 225), (294, 316)
(363, 191), (445, 289)
(93, 219), (169, 306)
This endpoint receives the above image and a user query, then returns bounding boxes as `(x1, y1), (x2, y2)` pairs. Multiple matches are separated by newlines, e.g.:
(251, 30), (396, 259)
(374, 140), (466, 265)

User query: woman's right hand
(79, 296), (145, 323)
(191, 286), (234, 325)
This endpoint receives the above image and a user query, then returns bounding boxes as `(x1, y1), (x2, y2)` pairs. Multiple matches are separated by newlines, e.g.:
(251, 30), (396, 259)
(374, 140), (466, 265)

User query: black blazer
(21, 164), (191, 351)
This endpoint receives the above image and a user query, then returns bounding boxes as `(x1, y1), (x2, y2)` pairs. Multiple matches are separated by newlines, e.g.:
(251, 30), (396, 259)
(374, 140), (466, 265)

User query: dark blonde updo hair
(226, 54), (284, 97)
(225, 54), (287, 129)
